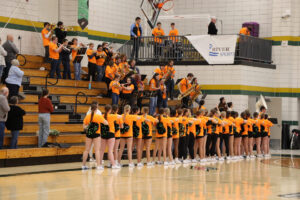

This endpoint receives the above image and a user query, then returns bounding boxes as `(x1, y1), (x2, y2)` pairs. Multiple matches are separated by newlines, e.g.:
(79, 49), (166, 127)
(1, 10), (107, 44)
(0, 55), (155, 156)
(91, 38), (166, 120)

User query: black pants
(1, 61), (11, 84)
(6, 83), (20, 100)
(121, 93), (133, 107)
(154, 43), (162, 59)
(88, 62), (97, 81)
(179, 136), (188, 160)
(206, 134), (217, 156)
(182, 96), (190, 108)
(165, 79), (174, 100)
(130, 37), (140, 60)
(221, 134), (229, 156)
(103, 77), (112, 97)
(44, 46), (51, 63)
(188, 133), (195, 159)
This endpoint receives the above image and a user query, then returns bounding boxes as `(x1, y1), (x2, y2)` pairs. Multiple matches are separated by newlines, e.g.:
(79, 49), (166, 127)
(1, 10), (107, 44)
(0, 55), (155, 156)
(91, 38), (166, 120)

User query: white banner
(186, 35), (238, 64)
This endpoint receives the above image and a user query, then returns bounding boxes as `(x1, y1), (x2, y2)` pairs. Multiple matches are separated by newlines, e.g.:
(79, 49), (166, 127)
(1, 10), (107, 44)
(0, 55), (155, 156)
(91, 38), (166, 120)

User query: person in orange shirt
(121, 77), (135, 106)
(165, 60), (176, 100)
(178, 108), (192, 163)
(149, 73), (160, 115)
(104, 60), (116, 97)
(95, 44), (107, 81)
(141, 107), (158, 166)
(41, 22), (52, 63)
(169, 23), (179, 43)
(233, 112), (245, 159)
(152, 22), (165, 59)
(49, 36), (64, 79)
(109, 74), (121, 105)
(171, 109), (181, 164)
(82, 103), (108, 170)
(261, 114), (273, 157)
(86, 43), (97, 81)
(239, 26), (252, 36)
(157, 78), (167, 108)
(252, 112), (262, 157)
(154, 64), (167, 79)
(178, 73), (194, 108)
(164, 108), (175, 165)
(71, 38), (85, 80)
(111, 104), (123, 166)
(132, 106), (144, 167)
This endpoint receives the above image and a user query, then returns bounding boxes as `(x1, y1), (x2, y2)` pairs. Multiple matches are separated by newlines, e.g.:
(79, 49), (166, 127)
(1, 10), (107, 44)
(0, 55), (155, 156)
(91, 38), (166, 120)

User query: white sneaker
(89, 158), (95, 162)
(164, 161), (169, 166)
(156, 161), (163, 165)
(218, 157), (224, 161)
(169, 160), (175, 165)
(226, 156), (232, 160)
(192, 159), (198, 163)
(250, 155), (256, 159)
(175, 158), (182, 164)
(137, 162), (144, 167)
(82, 166), (89, 170)
(151, 161), (156, 165)
(257, 154), (263, 158)
(245, 156), (250, 160)
(111, 165), (121, 169)
(128, 163), (135, 168)
(147, 162), (153, 166)
(183, 159), (190, 164)
(96, 166), (104, 170)
(102, 160), (105, 165)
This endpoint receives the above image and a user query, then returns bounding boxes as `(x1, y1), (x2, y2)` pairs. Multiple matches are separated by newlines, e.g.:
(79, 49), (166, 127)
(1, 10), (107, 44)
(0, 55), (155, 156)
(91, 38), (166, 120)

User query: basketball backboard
(140, 0), (164, 29)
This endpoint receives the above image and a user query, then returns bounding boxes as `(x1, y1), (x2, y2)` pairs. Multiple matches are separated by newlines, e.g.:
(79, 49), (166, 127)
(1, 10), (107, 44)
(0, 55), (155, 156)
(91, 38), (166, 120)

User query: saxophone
(178, 84), (197, 100)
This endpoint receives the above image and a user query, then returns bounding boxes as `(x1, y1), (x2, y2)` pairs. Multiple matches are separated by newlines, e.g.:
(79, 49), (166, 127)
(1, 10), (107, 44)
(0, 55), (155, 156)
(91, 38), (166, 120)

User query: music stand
(73, 55), (84, 63)
(77, 47), (87, 55)
(141, 74), (147, 81)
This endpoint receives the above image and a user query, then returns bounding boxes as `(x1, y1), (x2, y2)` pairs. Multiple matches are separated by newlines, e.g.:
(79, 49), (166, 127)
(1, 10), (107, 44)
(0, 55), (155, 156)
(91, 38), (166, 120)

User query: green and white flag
(78, 0), (89, 30)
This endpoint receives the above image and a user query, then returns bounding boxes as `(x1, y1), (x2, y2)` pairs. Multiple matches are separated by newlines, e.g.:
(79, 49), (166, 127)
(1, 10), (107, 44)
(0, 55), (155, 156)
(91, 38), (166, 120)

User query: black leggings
(206, 134), (218, 156)
(221, 134), (229, 156)
(88, 62), (97, 81)
(188, 133), (195, 159)
(179, 136), (187, 160)
(103, 77), (112, 97)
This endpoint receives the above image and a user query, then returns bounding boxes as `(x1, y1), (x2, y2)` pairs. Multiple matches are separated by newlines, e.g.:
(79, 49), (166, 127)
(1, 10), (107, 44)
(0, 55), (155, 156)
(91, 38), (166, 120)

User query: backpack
(142, 122), (150, 136)
(121, 123), (130, 134)
(133, 121), (140, 137)
(156, 122), (166, 135)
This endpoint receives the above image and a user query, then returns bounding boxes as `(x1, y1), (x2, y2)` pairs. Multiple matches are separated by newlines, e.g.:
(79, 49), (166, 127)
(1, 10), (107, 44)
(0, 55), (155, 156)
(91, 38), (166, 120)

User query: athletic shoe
(226, 156), (232, 160)
(169, 160), (175, 165)
(164, 161), (169, 166)
(82, 166), (90, 170)
(128, 163), (135, 168)
(257, 154), (263, 158)
(151, 161), (156, 165)
(137, 163), (144, 167)
(192, 159), (198, 163)
(175, 158), (182, 164)
(89, 158), (95, 162)
(111, 165), (121, 169)
(183, 159), (190, 164)
(196, 158), (201, 162)
(107, 163), (112, 168)
(147, 162), (153, 166)
(96, 166), (104, 170)
(250, 155), (256, 159)
(156, 161), (163, 165)
(245, 156), (250, 160)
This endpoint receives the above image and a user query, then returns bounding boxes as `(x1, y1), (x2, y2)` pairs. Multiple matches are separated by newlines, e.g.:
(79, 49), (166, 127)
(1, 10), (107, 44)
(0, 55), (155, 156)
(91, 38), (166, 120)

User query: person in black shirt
(5, 96), (26, 149)
(54, 21), (67, 44)
(102, 42), (113, 65)
(60, 39), (72, 79)
(208, 17), (218, 35)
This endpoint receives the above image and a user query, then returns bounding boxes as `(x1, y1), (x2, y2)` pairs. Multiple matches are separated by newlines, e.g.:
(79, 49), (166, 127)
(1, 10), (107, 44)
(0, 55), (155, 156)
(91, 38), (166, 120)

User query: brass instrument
(189, 85), (202, 105)
(178, 84), (197, 100)
(165, 67), (173, 80)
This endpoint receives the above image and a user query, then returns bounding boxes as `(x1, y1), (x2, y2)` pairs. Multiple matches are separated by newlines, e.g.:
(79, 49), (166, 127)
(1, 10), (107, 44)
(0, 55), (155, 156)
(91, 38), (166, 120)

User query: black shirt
(208, 22), (218, 35)
(5, 105), (26, 131)
(54, 28), (67, 44)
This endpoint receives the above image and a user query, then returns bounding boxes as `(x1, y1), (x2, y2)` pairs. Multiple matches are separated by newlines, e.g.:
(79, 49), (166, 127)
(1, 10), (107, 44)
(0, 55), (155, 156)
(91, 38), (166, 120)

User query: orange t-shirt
(171, 117), (180, 139)
(96, 51), (106, 66)
(169, 29), (179, 42)
(121, 114), (138, 137)
(190, 84), (200, 98)
(152, 28), (165, 43)
(223, 118), (233, 134)
(155, 116), (169, 138)
(132, 114), (143, 139)
(149, 79), (158, 91)
(110, 114), (123, 138)
(165, 66), (175, 79)
(105, 65), (115, 80)
(179, 78), (189, 93)
(83, 113), (106, 134)
(154, 67), (167, 79)
(239, 27), (250, 36)
(234, 117), (244, 133)
(122, 84), (134, 94)
(160, 84), (167, 99)
(71, 45), (78, 62)
(41, 28), (50, 46)
(86, 49), (96, 64)
(49, 42), (59, 60)
(142, 115), (157, 137)
(109, 80), (121, 95)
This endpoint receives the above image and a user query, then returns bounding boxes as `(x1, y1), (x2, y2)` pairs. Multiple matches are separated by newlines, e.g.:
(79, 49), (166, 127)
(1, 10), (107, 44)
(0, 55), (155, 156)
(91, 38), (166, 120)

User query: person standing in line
(49, 36), (64, 79)
(1, 35), (19, 83)
(71, 38), (85, 81)
(0, 87), (10, 149)
(96, 44), (107, 82)
(149, 73), (160, 116)
(130, 17), (143, 60)
(165, 60), (176, 100)
(41, 22), (53, 63)
(152, 22), (165, 59)
(5, 59), (24, 99)
(208, 16), (218, 35)
(5, 96), (26, 149)
(86, 43), (97, 81)
(60, 39), (72, 80)
(38, 89), (54, 147)
(0, 38), (7, 83)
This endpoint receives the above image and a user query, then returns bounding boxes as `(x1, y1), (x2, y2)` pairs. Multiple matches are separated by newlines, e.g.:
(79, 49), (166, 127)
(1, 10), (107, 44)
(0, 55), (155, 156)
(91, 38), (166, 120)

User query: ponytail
(104, 104), (112, 120)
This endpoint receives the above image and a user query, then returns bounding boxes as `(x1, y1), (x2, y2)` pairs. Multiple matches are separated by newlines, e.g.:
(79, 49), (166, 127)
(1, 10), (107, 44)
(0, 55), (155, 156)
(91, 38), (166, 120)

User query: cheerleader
(187, 109), (198, 163)
(141, 107), (157, 166)
(261, 114), (273, 157)
(164, 108), (175, 165)
(220, 112), (229, 158)
(233, 111), (244, 159)
(82, 103), (108, 170)
(170, 109), (181, 164)
(252, 112), (262, 157)
(227, 111), (235, 159)
(154, 108), (169, 165)
(193, 110), (203, 161)
(247, 112), (256, 158)
(132, 106), (143, 167)
(241, 111), (251, 159)
(98, 105), (121, 169)
(111, 105), (123, 166)
(118, 105), (140, 167)
(206, 109), (221, 160)
(215, 111), (223, 161)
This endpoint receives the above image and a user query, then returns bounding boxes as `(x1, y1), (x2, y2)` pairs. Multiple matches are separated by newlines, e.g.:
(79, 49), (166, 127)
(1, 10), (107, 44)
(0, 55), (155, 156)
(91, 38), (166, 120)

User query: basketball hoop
(156, 0), (174, 11)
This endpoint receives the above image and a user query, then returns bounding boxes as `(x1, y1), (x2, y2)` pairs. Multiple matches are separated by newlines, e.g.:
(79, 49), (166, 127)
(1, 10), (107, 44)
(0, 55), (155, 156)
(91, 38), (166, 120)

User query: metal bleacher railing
(118, 35), (272, 64)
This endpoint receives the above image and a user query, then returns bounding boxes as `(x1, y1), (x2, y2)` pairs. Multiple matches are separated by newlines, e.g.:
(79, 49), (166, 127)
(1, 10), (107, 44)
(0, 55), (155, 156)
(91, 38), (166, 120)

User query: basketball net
(156, 0), (174, 12)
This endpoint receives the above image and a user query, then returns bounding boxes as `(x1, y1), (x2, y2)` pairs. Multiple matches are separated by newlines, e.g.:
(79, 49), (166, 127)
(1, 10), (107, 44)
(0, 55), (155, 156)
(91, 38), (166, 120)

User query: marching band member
(96, 44), (107, 82)
(109, 74), (122, 105)
(154, 64), (167, 79)
(178, 73), (194, 108)
(157, 78), (168, 108)
(129, 59), (140, 74)
(121, 77), (135, 106)
(86, 43), (97, 81)
(104, 60), (117, 97)
(54, 21), (67, 44)
(41, 22), (52, 63)
(149, 73), (160, 116)
(49, 36), (64, 79)
(60, 39), (72, 80)
(71, 38), (85, 80)
(165, 60), (176, 100)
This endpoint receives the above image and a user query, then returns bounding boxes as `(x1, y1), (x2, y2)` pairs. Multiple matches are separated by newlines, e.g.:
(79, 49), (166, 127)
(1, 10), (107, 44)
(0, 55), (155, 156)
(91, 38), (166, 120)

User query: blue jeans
(149, 96), (158, 116)
(112, 93), (119, 105)
(73, 62), (81, 80)
(96, 65), (105, 81)
(10, 130), (19, 149)
(62, 59), (71, 79)
(50, 59), (61, 79)
(38, 113), (50, 147)
(0, 122), (5, 149)
(0, 65), (4, 82)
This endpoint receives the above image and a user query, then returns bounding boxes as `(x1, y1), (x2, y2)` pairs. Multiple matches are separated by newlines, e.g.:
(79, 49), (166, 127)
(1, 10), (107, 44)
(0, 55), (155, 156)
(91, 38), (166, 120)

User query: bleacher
(0, 55), (180, 167)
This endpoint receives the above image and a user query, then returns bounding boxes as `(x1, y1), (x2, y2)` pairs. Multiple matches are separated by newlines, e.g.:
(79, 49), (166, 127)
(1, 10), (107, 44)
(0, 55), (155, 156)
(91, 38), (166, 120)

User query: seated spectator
(0, 37), (7, 83)
(38, 89), (54, 147)
(5, 59), (24, 99)
(0, 87), (10, 149)
(5, 96), (26, 149)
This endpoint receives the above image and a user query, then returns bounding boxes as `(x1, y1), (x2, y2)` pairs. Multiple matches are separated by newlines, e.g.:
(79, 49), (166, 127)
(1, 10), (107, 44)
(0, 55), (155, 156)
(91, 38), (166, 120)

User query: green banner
(78, 0), (89, 30)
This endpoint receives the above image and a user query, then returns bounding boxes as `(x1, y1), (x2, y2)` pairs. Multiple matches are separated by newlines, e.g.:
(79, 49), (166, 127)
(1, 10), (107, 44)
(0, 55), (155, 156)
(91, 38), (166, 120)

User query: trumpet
(63, 26), (74, 31)
(178, 84), (198, 100)
(58, 43), (71, 52)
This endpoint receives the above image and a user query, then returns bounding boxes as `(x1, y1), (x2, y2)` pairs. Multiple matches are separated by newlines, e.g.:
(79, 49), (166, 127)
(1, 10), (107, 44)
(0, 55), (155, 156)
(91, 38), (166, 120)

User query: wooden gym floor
(0, 150), (299, 200)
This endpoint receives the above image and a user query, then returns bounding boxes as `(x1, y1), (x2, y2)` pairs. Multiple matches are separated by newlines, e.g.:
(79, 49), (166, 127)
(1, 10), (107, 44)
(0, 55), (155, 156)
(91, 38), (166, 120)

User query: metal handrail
(74, 92), (88, 115)
(45, 73), (59, 89)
